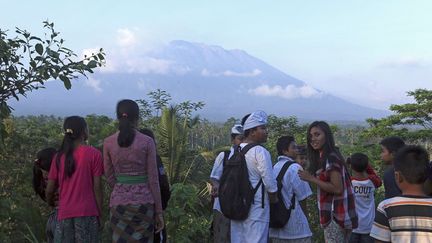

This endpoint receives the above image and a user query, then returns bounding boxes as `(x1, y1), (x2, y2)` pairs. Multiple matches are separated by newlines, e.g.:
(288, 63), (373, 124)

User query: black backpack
(270, 160), (296, 228)
(218, 143), (264, 220)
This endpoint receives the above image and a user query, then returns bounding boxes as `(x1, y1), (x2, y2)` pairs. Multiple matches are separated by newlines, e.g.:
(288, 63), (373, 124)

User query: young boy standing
(348, 153), (380, 243)
(269, 136), (313, 243)
(370, 145), (432, 242)
(380, 136), (405, 199)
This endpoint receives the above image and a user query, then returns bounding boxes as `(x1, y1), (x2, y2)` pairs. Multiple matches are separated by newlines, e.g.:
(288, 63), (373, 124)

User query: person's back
(50, 145), (103, 219)
(348, 153), (376, 243)
(370, 145), (432, 243)
(46, 116), (103, 243)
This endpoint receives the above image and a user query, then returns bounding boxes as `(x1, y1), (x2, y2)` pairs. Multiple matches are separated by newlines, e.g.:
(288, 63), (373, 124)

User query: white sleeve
(254, 146), (277, 193)
(290, 164), (312, 201)
(210, 151), (225, 180)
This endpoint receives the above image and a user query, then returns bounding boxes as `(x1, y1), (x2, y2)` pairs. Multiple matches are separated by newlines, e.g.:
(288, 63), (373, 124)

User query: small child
(370, 145), (432, 242)
(380, 136), (405, 199)
(32, 147), (57, 243)
(295, 145), (308, 169)
(347, 153), (380, 243)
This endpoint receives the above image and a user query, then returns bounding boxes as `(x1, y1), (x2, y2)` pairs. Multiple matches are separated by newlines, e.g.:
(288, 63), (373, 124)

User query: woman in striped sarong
(104, 99), (164, 242)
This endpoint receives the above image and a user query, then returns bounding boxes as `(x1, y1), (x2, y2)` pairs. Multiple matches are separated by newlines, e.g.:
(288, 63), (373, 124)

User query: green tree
(0, 21), (105, 143)
(362, 89), (432, 142)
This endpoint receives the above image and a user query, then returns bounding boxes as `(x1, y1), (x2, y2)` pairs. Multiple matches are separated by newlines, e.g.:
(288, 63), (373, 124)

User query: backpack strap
(277, 160), (296, 209)
(240, 143), (260, 155)
(222, 150), (230, 167)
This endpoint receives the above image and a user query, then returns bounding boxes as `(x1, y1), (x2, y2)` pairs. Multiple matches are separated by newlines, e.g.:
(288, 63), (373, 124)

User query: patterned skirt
(110, 204), (155, 243)
(46, 208), (58, 243)
(54, 216), (99, 243)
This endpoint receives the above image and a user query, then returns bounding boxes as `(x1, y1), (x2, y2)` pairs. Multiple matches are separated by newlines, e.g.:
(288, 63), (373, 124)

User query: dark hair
(56, 116), (87, 178)
(117, 99), (139, 147)
(32, 147), (56, 201)
(276, 136), (295, 156)
(348, 153), (369, 173)
(296, 145), (306, 155)
(380, 136), (405, 154)
(394, 145), (430, 184)
(307, 121), (344, 172)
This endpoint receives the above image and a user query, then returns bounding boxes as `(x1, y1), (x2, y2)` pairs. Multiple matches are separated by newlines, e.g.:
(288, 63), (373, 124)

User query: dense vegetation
(1, 89), (431, 243)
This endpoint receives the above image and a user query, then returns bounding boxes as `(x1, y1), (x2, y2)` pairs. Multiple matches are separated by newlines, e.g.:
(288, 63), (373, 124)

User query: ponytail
(57, 116), (87, 178)
(116, 100), (139, 147)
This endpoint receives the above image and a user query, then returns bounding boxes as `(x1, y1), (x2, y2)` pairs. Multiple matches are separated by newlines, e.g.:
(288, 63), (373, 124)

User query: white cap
(243, 110), (268, 130)
(231, 124), (243, 135)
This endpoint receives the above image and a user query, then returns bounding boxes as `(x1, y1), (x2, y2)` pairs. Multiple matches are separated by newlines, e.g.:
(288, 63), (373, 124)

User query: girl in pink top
(46, 116), (104, 243)
(104, 99), (164, 243)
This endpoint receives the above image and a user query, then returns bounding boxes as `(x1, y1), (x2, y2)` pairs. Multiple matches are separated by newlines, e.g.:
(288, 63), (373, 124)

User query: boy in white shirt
(270, 136), (313, 243)
(348, 153), (379, 243)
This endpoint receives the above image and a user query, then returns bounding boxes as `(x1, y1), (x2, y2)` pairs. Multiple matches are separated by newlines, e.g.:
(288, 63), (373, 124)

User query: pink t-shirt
(48, 145), (103, 220)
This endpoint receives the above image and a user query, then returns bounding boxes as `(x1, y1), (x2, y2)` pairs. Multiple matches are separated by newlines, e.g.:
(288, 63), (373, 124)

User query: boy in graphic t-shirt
(348, 153), (382, 243)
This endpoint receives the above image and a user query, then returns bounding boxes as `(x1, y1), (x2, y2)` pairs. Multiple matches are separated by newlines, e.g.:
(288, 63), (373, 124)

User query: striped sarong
(46, 208), (58, 243)
(110, 203), (155, 243)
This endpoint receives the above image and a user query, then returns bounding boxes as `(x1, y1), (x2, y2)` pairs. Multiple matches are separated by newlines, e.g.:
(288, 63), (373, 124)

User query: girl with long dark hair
(46, 116), (104, 243)
(104, 99), (164, 242)
(32, 147), (57, 243)
(298, 121), (357, 243)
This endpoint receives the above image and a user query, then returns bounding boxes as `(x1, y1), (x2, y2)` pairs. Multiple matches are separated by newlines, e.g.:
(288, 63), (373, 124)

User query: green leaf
(60, 75), (71, 89)
(87, 60), (97, 68)
(35, 43), (43, 55)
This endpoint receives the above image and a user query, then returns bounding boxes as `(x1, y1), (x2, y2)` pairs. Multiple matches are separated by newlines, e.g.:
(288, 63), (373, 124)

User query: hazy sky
(2, 0), (431, 110)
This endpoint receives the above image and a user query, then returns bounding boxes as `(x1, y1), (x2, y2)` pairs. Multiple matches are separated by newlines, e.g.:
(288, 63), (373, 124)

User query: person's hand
(298, 170), (315, 182)
(155, 213), (164, 233)
(211, 183), (219, 197)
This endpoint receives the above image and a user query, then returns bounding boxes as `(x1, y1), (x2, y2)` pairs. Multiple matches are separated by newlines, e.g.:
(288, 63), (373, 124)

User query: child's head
(33, 147), (56, 201)
(347, 153), (369, 173)
(230, 124), (244, 146)
(58, 116), (88, 178)
(116, 99), (140, 147)
(394, 145), (430, 188)
(276, 136), (296, 158)
(380, 136), (405, 164)
(296, 145), (308, 168)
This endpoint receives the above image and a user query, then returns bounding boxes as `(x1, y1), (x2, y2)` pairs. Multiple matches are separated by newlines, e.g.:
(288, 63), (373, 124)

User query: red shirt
(48, 145), (103, 220)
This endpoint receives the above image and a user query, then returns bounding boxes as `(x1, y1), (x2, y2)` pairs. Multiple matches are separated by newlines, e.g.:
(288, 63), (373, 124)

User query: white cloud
(249, 84), (323, 99)
(117, 28), (138, 47)
(378, 57), (427, 69)
(201, 68), (262, 77)
(84, 77), (102, 93)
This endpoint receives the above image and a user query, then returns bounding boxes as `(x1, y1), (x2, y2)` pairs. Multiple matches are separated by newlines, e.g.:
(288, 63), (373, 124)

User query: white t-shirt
(269, 156), (313, 239)
(351, 177), (375, 234)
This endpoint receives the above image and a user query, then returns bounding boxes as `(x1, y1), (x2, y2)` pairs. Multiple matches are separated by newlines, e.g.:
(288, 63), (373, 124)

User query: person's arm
(366, 164), (382, 188)
(298, 169), (343, 195)
(103, 141), (116, 188)
(146, 139), (164, 233)
(255, 148), (278, 203)
(46, 179), (57, 207)
(209, 152), (225, 197)
(93, 176), (103, 217)
(292, 164), (312, 219)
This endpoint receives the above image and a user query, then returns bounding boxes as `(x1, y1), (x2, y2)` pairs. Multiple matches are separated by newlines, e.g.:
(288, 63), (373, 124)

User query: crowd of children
(31, 106), (432, 243)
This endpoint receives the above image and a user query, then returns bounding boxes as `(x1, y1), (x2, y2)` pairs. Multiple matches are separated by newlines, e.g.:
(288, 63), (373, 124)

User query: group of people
(32, 99), (170, 243)
(210, 110), (432, 243)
